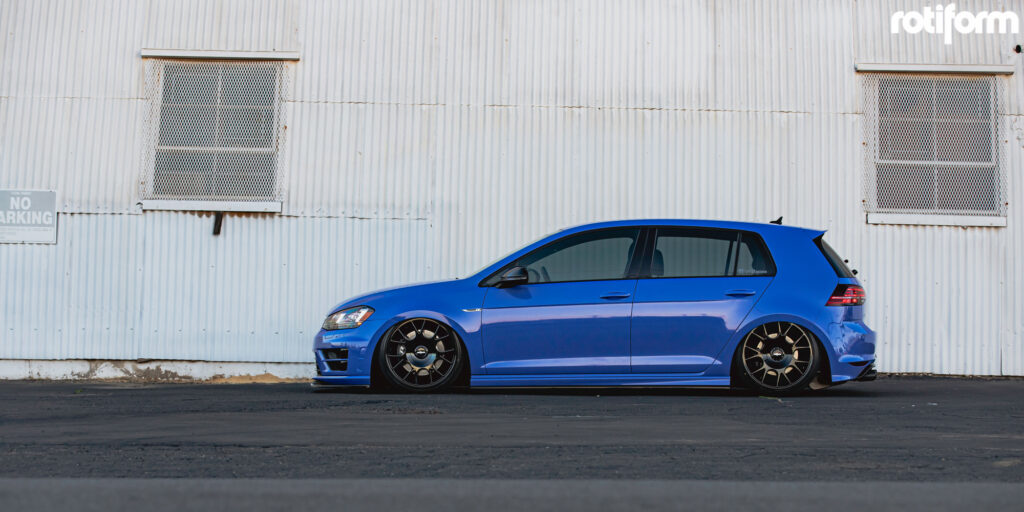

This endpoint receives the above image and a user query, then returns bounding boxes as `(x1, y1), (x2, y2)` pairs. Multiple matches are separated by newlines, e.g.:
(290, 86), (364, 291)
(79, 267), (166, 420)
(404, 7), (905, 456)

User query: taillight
(826, 284), (865, 306)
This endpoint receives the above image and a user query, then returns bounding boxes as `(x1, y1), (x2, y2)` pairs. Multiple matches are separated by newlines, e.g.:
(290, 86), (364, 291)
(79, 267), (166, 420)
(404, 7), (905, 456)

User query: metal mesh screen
(863, 74), (1005, 216)
(143, 60), (286, 201)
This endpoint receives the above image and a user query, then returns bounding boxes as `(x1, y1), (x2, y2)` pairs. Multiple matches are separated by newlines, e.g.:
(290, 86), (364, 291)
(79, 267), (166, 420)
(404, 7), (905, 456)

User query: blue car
(313, 219), (876, 395)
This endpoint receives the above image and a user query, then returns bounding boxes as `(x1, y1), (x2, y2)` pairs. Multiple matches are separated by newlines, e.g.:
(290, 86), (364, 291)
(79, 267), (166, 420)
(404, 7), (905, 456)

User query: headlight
(322, 306), (374, 330)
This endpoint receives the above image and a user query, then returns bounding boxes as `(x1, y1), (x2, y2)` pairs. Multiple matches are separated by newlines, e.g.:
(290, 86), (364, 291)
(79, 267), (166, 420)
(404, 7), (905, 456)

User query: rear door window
(734, 234), (773, 276)
(652, 229), (773, 278)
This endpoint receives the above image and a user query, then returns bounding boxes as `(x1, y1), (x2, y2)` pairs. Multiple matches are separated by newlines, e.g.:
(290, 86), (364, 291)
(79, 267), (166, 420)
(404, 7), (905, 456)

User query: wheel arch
(725, 314), (836, 385)
(368, 312), (474, 389)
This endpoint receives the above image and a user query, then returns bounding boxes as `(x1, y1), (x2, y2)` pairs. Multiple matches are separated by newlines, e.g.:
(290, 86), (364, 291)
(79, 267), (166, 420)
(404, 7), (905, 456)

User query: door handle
(725, 289), (757, 297)
(600, 292), (632, 300)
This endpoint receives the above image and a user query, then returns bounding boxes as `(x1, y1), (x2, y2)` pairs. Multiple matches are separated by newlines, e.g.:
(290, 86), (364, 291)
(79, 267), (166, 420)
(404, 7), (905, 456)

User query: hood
(327, 279), (461, 314)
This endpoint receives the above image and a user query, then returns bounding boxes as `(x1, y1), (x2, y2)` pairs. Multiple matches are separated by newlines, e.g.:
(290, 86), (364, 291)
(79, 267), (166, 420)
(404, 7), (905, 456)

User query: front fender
(366, 309), (485, 376)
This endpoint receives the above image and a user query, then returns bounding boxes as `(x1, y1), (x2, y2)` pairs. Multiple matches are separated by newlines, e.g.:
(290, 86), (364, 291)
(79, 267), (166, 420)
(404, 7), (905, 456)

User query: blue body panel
(630, 276), (772, 373)
(312, 219), (876, 388)
(481, 279), (635, 374)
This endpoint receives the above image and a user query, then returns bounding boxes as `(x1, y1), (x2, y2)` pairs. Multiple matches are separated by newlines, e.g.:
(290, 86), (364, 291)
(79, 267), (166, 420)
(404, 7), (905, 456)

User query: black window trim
(478, 226), (647, 287)
(479, 225), (777, 287)
(641, 226), (777, 279)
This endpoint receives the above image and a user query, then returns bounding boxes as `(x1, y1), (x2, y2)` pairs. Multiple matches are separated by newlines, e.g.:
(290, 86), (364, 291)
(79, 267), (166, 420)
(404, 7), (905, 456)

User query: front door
(481, 227), (642, 374)
(630, 228), (774, 373)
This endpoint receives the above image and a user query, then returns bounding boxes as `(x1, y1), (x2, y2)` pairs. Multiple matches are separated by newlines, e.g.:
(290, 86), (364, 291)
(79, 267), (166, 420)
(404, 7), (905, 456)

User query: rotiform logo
(891, 4), (1020, 45)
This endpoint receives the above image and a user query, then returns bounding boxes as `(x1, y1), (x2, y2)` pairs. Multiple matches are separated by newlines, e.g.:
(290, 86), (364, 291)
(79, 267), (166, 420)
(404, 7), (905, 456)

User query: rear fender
(711, 314), (837, 380)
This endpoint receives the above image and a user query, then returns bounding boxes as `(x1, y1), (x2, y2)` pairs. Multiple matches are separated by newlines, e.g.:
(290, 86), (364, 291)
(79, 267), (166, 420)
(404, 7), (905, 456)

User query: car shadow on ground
(311, 383), (885, 398)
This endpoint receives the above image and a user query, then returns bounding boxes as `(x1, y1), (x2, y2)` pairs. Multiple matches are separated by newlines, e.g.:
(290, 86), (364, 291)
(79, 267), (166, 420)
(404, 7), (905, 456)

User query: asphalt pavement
(0, 376), (1022, 510)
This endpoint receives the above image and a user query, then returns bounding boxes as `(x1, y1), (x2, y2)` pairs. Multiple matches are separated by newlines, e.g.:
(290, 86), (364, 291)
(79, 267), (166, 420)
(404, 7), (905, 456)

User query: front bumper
(311, 322), (381, 387)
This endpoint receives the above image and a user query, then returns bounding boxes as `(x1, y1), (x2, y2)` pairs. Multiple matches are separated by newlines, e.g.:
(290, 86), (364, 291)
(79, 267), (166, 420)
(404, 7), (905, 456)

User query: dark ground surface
(0, 376), (1022, 481)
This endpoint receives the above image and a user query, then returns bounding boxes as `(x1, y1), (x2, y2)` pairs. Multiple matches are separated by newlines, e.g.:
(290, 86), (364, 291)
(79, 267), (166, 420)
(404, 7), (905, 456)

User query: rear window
(815, 236), (855, 278)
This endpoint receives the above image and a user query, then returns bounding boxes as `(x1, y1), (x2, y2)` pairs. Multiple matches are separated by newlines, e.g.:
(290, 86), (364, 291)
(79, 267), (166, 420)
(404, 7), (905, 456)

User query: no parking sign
(0, 190), (57, 244)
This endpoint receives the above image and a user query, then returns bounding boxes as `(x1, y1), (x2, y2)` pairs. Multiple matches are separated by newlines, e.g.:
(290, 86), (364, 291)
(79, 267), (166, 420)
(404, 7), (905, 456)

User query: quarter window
(516, 228), (640, 283)
(653, 229), (772, 278)
(864, 74), (1004, 216)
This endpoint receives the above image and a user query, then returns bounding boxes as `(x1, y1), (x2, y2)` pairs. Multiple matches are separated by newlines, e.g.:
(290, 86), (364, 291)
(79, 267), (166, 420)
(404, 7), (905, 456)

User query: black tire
(377, 318), (464, 393)
(736, 321), (821, 396)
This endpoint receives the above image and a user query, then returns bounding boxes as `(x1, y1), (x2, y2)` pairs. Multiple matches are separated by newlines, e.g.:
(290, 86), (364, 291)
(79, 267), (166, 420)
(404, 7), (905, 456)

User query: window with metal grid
(144, 60), (284, 202)
(864, 74), (1005, 216)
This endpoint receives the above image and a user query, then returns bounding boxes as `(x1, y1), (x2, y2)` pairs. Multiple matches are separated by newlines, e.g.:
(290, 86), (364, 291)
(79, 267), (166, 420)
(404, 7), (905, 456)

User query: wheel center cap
(413, 346), (429, 358)
(769, 347), (786, 361)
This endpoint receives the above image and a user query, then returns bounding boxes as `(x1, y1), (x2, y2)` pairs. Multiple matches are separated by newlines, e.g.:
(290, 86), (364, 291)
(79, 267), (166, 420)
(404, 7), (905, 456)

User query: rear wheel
(378, 318), (463, 393)
(738, 321), (821, 396)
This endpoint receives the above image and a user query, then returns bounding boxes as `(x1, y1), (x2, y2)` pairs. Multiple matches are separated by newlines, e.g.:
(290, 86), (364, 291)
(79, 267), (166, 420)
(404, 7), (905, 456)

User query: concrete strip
(0, 479), (1022, 512)
(0, 359), (313, 382)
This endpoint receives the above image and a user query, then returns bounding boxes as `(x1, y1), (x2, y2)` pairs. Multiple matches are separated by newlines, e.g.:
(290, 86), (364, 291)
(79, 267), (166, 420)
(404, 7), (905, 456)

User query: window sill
(855, 62), (1015, 74)
(141, 200), (282, 213)
(866, 213), (1006, 227)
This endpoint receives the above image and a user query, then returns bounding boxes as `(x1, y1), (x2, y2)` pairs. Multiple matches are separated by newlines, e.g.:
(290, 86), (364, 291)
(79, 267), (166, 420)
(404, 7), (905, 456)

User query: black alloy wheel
(739, 321), (821, 396)
(378, 318), (463, 392)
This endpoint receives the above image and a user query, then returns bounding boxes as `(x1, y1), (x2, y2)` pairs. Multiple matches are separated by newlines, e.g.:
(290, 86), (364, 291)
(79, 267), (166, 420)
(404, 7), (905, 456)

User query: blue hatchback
(313, 219), (876, 395)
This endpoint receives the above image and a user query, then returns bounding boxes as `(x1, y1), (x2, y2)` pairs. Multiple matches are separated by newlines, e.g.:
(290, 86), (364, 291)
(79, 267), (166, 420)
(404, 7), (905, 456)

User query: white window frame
(860, 67), (1010, 227)
(140, 50), (297, 212)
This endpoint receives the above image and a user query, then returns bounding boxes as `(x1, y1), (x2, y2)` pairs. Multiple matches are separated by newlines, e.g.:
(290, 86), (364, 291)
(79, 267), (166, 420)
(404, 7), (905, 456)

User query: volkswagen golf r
(313, 219), (876, 395)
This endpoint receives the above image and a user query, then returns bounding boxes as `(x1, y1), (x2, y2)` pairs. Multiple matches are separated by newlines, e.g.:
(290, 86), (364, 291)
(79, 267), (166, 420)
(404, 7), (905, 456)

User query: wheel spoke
(382, 318), (460, 389)
(742, 321), (816, 391)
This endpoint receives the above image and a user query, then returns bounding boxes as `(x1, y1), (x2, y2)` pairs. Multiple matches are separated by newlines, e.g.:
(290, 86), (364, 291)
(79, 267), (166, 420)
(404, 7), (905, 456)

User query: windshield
(466, 229), (563, 278)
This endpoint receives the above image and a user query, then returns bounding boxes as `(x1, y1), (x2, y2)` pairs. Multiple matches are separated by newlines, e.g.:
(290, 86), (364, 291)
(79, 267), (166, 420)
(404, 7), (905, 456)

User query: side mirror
(496, 266), (529, 288)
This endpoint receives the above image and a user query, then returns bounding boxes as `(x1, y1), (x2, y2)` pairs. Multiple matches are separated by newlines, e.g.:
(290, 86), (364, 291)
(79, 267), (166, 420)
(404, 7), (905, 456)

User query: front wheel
(737, 321), (821, 396)
(378, 318), (464, 392)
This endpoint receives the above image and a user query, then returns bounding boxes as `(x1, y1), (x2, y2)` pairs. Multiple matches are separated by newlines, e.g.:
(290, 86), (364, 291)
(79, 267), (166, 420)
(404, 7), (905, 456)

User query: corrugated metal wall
(1, 0), (1022, 374)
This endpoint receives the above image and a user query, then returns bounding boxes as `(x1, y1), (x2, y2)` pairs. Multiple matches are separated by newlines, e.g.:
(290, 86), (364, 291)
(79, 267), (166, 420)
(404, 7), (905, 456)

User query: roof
(559, 218), (824, 237)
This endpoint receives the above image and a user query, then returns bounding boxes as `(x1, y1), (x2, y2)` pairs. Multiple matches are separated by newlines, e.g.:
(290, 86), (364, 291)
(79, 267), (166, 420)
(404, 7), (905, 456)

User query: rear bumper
(825, 320), (876, 384)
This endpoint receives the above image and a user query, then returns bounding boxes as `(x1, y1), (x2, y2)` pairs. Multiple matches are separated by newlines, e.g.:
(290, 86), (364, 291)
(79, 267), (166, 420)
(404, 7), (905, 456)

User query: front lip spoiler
(310, 381), (370, 389)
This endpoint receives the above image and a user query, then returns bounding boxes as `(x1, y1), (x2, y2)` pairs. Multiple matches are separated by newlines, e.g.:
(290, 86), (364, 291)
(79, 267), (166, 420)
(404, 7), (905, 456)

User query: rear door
(630, 228), (774, 373)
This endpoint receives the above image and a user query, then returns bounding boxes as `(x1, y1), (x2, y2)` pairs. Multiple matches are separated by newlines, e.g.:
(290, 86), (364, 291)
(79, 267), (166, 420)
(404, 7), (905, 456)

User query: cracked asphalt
(1, 376), (1022, 481)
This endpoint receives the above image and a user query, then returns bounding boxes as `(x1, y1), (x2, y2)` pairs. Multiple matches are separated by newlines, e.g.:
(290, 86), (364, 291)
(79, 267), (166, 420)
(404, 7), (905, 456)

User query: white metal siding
(1, 0), (1022, 374)
(0, 212), (432, 362)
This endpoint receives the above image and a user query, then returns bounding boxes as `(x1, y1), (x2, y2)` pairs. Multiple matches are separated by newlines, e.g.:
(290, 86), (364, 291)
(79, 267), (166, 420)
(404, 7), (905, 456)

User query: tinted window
(815, 237), (855, 278)
(653, 229), (772, 278)
(516, 228), (640, 283)
(734, 234), (773, 276)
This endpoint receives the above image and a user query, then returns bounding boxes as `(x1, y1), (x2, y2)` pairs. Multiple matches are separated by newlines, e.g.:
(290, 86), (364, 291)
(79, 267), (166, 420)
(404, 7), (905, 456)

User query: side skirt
(471, 374), (731, 387)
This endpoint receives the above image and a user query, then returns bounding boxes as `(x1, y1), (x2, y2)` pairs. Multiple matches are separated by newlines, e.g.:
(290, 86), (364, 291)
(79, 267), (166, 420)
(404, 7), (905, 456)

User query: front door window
(516, 228), (640, 283)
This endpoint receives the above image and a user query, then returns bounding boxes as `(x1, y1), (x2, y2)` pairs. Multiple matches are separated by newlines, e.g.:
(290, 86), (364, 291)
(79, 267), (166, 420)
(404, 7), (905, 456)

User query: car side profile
(313, 219), (876, 395)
